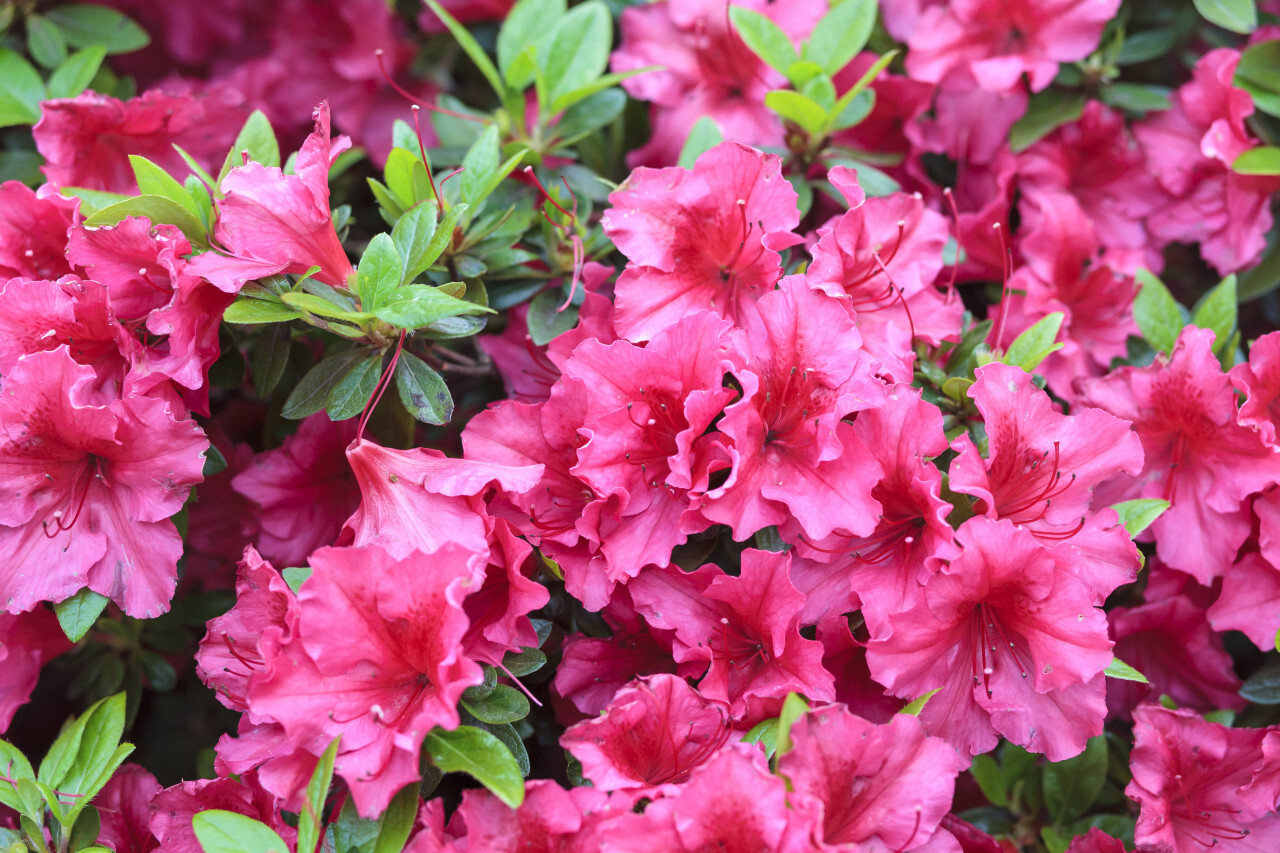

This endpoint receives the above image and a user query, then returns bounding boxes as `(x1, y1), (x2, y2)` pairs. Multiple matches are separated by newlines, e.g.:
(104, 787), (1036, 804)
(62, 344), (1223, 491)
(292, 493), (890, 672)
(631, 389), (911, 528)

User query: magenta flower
(0, 181), (78, 280)
(601, 141), (802, 340)
(1232, 331), (1280, 450)
(191, 102), (355, 292)
(0, 347), (207, 617)
(866, 517), (1113, 761)
(448, 780), (612, 853)
(0, 607), (71, 732)
(150, 771), (296, 853)
(93, 763), (161, 853)
(1127, 704), (1280, 852)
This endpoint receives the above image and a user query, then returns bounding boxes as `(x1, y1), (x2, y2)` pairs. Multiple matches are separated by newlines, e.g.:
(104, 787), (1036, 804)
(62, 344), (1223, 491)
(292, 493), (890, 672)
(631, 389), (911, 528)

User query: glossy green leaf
(0, 741), (35, 815)
(47, 46), (107, 99)
(1104, 658), (1149, 684)
(803, 0), (876, 76)
(1044, 735), (1108, 825)
(729, 6), (797, 76)
(1110, 499), (1169, 538)
(497, 0), (566, 84)
(1240, 660), (1280, 704)
(774, 693), (809, 757)
(394, 352), (453, 425)
(391, 202), (439, 283)
(1192, 0), (1257, 33)
(500, 648), (547, 677)
(1132, 269), (1183, 355)
(969, 753), (1006, 808)
(252, 323), (292, 398)
(741, 718), (779, 758)
(0, 49), (46, 127)
(1233, 146), (1280, 175)
(45, 5), (149, 53)
(539, 1), (611, 108)
(356, 233), (405, 311)
(678, 116), (724, 170)
(423, 726), (525, 808)
(217, 110), (279, 189)
(422, 0), (507, 99)
(461, 125), (501, 207)
(84, 194), (206, 244)
(764, 90), (828, 138)
(281, 567), (311, 594)
(1098, 83), (1171, 113)
(373, 785), (419, 853)
(1191, 273), (1237, 352)
(281, 350), (370, 419)
(1002, 312), (1065, 372)
(1009, 90), (1087, 152)
(129, 155), (204, 223)
(223, 300), (302, 325)
(193, 811), (290, 853)
(1115, 29), (1178, 65)
(54, 588), (109, 643)
(375, 284), (489, 330)
(297, 737), (340, 853)
(827, 50), (896, 132)
(461, 685), (531, 725)
(325, 353), (383, 421)
(27, 14), (69, 69)
(526, 288), (578, 346)
(280, 292), (368, 322)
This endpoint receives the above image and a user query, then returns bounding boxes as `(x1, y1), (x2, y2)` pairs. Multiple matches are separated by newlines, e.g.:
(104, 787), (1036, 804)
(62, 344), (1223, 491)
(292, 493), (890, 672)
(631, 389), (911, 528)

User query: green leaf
(678, 116), (724, 170)
(1240, 660), (1280, 704)
(1009, 90), (1087, 152)
(423, 726), (525, 808)
(1115, 29), (1178, 65)
(415, 202), (468, 281)
(539, 1), (611, 108)
(729, 7), (796, 76)
(827, 50), (896, 133)
(282, 350), (370, 420)
(461, 125), (501, 207)
(356, 233), (405, 312)
(1192, 0), (1257, 33)
(280, 292), (368, 322)
(27, 15), (69, 69)
(1110, 499), (1169, 538)
(463, 667), (499, 703)
(526, 288), (578, 346)
(217, 111), (279, 189)
(129, 155), (203, 223)
(497, 0), (566, 84)
(774, 693), (809, 757)
(282, 567), (311, 594)
(969, 753), (1006, 808)
(0, 741), (35, 815)
(500, 648), (547, 677)
(1132, 268), (1184, 355)
(252, 323), (292, 398)
(764, 90), (828, 138)
(391, 203), (439, 283)
(193, 811), (290, 853)
(900, 688), (941, 717)
(69, 805), (100, 853)
(1233, 146), (1280, 175)
(1002, 312), (1065, 372)
(54, 589), (109, 643)
(297, 737), (340, 853)
(84, 194), (206, 244)
(325, 353), (382, 421)
(375, 284), (489, 330)
(0, 49), (46, 128)
(741, 718), (779, 758)
(462, 685), (531, 725)
(1104, 658), (1150, 684)
(830, 89), (875, 130)
(373, 785), (419, 853)
(1044, 735), (1108, 825)
(47, 46), (107, 99)
(45, 5), (149, 53)
(803, 0), (876, 76)
(422, 0), (507, 99)
(1191, 273), (1238, 351)
(395, 352), (454, 425)
(1098, 83), (1171, 113)
(223, 299), (302, 325)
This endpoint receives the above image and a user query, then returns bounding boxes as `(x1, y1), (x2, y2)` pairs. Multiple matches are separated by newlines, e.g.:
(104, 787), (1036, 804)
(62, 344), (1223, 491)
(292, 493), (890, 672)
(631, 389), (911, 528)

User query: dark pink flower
(818, 619), (904, 723)
(447, 780), (612, 853)
(34, 87), (248, 194)
(232, 413), (360, 566)
(0, 181), (78, 280)
(1208, 488), (1280, 650)
(246, 544), (484, 816)
(866, 517), (1113, 761)
(561, 674), (731, 793)
(831, 56), (935, 180)
(150, 771), (296, 853)
(1127, 704), (1280, 852)
(780, 705), (966, 853)
(1075, 327), (1280, 584)
(460, 518), (549, 668)
(1134, 49), (1280, 274)
(0, 348), (207, 617)
(0, 607), (71, 732)
(0, 277), (129, 386)
(629, 549), (834, 717)
(94, 763), (160, 853)
(1232, 331), (1280, 449)
(704, 278), (885, 542)
(190, 102), (355, 292)
(1064, 828), (1126, 853)
(905, 0), (1121, 93)
(602, 141), (802, 340)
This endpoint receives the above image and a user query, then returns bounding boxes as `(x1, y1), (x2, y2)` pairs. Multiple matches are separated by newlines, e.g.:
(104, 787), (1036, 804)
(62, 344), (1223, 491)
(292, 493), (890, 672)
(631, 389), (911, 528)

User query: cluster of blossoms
(4, 1), (1280, 852)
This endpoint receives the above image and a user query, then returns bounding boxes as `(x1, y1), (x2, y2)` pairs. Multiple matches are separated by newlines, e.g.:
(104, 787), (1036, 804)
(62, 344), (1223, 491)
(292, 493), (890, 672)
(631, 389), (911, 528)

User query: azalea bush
(6, 0), (1280, 851)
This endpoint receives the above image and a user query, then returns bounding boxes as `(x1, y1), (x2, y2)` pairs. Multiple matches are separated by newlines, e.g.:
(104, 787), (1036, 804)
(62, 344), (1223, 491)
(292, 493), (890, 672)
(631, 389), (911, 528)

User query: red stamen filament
(942, 188), (963, 290)
(991, 222), (1013, 349)
(42, 458), (101, 538)
(356, 331), (407, 442)
(969, 603), (1030, 699)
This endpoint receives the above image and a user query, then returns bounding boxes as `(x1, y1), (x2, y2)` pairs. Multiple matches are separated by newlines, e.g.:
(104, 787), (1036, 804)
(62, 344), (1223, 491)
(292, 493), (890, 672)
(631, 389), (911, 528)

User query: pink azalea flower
(150, 771), (296, 853)
(611, 0), (825, 167)
(94, 763), (161, 853)
(1231, 331), (1280, 449)
(1127, 704), (1280, 852)
(1134, 49), (1280, 274)
(1076, 327), (1280, 584)
(866, 517), (1113, 761)
(818, 619), (904, 723)
(1108, 590), (1244, 721)
(704, 278), (885, 542)
(0, 277), (130, 387)
(459, 518), (549, 668)
(787, 386), (956, 634)
(34, 87), (248, 194)
(878, 0), (946, 41)
(598, 745), (822, 853)
(213, 720), (319, 814)
(231, 413), (360, 566)
(831, 56), (936, 180)
(246, 544), (485, 816)
(629, 549), (835, 717)
(446, 780), (613, 853)
(950, 362), (1143, 601)
(561, 674), (731, 793)
(601, 141), (802, 340)
(779, 705), (966, 853)
(179, 432), (255, 589)
(1208, 488), (1280, 650)
(195, 546), (297, 712)
(905, 0), (1121, 93)
(0, 181), (78, 280)
(190, 102), (355, 292)
(0, 607), (71, 732)
(1064, 828), (1126, 853)
(806, 168), (961, 383)
(0, 348), (207, 617)
(339, 437), (543, 559)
